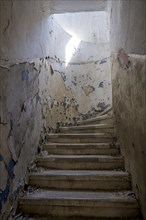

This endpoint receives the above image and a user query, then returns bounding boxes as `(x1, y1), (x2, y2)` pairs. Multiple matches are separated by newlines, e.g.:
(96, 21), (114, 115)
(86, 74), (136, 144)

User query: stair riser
(42, 148), (120, 155)
(15, 217), (140, 220)
(78, 118), (114, 126)
(18, 202), (139, 218)
(59, 128), (115, 134)
(29, 178), (130, 191)
(36, 161), (124, 170)
(47, 137), (116, 143)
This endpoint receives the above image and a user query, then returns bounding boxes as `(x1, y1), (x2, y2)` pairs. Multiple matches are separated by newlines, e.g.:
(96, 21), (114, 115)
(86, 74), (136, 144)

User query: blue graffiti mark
(0, 178), (10, 211)
(8, 158), (15, 178)
(12, 190), (17, 200)
(0, 154), (3, 161)
(0, 156), (16, 212)
(22, 70), (29, 81)
(98, 82), (104, 88)
(100, 60), (107, 65)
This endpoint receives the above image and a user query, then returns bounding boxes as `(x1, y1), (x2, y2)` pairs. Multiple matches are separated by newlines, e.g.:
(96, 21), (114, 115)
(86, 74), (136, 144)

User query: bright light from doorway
(65, 35), (81, 67)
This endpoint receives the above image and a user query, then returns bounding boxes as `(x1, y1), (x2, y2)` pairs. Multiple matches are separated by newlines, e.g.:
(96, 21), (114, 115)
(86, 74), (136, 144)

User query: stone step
(28, 170), (130, 191)
(17, 216), (139, 220)
(18, 190), (139, 218)
(59, 124), (115, 134)
(42, 143), (120, 155)
(77, 114), (114, 126)
(98, 107), (113, 116)
(36, 155), (124, 170)
(46, 133), (116, 143)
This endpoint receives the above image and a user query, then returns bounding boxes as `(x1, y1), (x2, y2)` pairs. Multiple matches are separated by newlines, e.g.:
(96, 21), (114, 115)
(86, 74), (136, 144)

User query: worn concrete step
(29, 170), (130, 191)
(36, 155), (124, 170)
(16, 216), (140, 220)
(18, 190), (139, 218)
(46, 133), (116, 143)
(98, 107), (113, 116)
(77, 114), (114, 126)
(59, 124), (115, 134)
(42, 143), (120, 155)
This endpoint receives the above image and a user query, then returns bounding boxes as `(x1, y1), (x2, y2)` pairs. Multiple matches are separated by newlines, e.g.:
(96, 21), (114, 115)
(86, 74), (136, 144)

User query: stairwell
(17, 110), (140, 219)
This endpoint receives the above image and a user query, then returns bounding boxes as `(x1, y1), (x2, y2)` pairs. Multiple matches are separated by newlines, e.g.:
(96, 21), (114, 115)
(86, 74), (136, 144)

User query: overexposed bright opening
(65, 35), (81, 67)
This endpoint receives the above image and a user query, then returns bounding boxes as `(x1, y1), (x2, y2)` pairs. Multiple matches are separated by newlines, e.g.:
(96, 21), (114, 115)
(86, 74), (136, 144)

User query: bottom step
(18, 190), (139, 218)
(15, 216), (140, 220)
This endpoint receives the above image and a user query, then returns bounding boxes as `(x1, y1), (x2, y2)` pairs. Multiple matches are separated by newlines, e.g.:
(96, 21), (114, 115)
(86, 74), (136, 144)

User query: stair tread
(44, 143), (119, 146)
(19, 190), (137, 204)
(29, 170), (129, 178)
(47, 133), (115, 137)
(77, 114), (114, 124)
(60, 124), (114, 129)
(43, 143), (119, 150)
(37, 155), (123, 159)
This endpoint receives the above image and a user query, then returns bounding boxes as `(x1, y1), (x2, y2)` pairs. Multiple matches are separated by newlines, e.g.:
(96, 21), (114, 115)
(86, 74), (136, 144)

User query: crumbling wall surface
(0, 1), (112, 216)
(112, 54), (146, 218)
(48, 56), (111, 129)
(47, 12), (112, 129)
(110, 1), (146, 218)
(0, 59), (51, 217)
(0, 1), (51, 216)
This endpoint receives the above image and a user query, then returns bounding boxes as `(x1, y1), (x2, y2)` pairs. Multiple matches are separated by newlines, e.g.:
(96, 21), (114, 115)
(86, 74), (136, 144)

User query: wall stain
(8, 113), (13, 138)
(82, 85), (95, 96)
(97, 102), (110, 110)
(100, 59), (107, 64)
(98, 81), (104, 88)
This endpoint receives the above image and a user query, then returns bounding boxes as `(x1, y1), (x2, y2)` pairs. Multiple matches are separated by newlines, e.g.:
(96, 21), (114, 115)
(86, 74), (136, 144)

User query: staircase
(17, 110), (140, 219)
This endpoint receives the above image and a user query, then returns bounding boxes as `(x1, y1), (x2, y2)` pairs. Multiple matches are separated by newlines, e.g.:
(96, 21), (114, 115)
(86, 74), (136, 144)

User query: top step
(77, 113), (114, 126)
(59, 124), (115, 134)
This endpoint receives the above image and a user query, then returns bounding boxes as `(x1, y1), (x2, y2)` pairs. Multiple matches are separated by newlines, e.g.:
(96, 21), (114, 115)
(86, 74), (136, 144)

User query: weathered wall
(40, 0), (108, 14)
(110, 0), (146, 55)
(47, 12), (112, 129)
(110, 1), (146, 218)
(112, 54), (146, 219)
(0, 59), (51, 216)
(0, 0), (111, 216)
(0, 0), (108, 61)
(0, 1), (50, 215)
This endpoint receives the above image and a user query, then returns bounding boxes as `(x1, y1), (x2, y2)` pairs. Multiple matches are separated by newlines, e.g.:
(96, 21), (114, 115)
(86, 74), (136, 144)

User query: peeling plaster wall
(110, 0), (146, 55)
(0, 1), (51, 215)
(0, 59), (51, 216)
(0, 0), (51, 60)
(0, 0), (112, 216)
(110, 1), (146, 218)
(47, 12), (112, 129)
(112, 54), (146, 219)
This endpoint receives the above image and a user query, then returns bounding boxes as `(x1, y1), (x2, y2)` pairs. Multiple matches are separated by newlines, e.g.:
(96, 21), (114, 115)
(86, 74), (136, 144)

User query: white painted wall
(110, 0), (146, 55)
(0, 0), (109, 61)
(110, 1), (146, 218)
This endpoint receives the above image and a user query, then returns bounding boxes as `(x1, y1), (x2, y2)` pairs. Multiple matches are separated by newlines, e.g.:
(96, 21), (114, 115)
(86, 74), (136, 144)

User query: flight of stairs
(17, 110), (140, 219)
